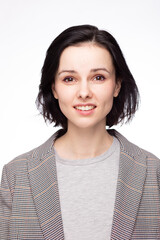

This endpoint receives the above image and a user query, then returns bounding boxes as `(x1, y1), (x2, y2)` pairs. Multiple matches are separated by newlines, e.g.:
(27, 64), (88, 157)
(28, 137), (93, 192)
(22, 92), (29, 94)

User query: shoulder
(111, 129), (159, 157)
(142, 148), (159, 160)
(3, 131), (58, 178)
(141, 148), (160, 173)
(114, 129), (160, 184)
(4, 149), (34, 174)
(110, 129), (159, 165)
(2, 148), (37, 191)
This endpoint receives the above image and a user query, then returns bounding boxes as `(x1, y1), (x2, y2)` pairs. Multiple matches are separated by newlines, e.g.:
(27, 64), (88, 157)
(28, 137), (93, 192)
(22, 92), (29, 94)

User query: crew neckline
(54, 137), (120, 166)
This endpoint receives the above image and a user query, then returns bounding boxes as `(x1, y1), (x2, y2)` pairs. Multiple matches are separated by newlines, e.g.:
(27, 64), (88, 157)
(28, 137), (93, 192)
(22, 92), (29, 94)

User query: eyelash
(62, 75), (106, 83)
(63, 77), (74, 82)
(94, 75), (105, 81)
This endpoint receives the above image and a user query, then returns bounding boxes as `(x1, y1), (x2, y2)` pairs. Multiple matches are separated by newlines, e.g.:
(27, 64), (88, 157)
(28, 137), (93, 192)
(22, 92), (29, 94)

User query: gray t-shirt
(54, 136), (120, 240)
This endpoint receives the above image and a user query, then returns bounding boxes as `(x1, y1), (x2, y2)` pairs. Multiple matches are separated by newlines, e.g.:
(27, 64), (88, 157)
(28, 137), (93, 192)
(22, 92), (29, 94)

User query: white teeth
(75, 105), (95, 111)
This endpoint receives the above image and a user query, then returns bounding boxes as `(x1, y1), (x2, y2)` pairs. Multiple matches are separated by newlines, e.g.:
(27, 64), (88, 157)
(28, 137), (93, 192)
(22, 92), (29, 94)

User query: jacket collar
(27, 129), (147, 240)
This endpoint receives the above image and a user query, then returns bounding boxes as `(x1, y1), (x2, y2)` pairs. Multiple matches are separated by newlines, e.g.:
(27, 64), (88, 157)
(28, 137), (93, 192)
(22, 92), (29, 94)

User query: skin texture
(52, 43), (121, 160)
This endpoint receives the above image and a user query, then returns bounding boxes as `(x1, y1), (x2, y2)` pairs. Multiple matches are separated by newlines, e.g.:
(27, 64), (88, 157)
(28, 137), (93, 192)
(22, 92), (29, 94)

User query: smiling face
(52, 42), (121, 130)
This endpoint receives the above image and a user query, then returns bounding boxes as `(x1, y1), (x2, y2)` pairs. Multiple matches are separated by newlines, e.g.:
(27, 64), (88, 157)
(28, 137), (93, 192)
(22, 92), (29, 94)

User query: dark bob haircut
(37, 24), (139, 130)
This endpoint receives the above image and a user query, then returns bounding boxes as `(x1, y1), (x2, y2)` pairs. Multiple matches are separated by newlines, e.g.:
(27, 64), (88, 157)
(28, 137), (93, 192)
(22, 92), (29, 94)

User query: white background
(0, 0), (160, 175)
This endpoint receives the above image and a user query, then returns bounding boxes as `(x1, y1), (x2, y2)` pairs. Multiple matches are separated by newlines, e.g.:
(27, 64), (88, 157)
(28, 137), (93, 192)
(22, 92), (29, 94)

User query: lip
(73, 103), (96, 116)
(73, 103), (96, 107)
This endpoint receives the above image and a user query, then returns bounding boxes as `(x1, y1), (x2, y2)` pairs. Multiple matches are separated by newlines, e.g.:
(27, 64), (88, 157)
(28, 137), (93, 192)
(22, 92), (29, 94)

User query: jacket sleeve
(0, 165), (12, 239)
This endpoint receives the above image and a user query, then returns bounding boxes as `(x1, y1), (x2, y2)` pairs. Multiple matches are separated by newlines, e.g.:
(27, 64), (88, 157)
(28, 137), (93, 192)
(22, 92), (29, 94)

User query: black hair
(37, 24), (139, 130)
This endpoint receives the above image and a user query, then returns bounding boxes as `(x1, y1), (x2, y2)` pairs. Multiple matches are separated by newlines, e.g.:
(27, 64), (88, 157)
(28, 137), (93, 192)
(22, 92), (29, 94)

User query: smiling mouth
(74, 105), (96, 111)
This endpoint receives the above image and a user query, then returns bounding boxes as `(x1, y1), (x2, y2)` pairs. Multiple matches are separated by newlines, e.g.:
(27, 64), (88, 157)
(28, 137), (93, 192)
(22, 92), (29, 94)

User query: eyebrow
(91, 68), (110, 73)
(58, 70), (76, 76)
(58, 68), (110, 76)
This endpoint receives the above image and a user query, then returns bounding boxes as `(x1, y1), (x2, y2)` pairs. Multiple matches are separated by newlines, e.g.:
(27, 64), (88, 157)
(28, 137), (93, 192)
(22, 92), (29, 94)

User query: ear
(114, 79), (121, 97)
(51, 83), (58, 99)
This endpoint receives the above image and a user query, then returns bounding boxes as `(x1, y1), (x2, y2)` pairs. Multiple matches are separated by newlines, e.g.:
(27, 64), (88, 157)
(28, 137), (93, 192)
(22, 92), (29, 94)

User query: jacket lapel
(27, 133), (65, 240)
(110, 131), (147, 240)
(27, 130), (147, 240)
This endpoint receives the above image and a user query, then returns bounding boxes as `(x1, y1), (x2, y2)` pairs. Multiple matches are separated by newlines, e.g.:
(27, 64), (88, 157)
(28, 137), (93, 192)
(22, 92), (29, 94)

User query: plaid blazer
(0, 130), (160, 239)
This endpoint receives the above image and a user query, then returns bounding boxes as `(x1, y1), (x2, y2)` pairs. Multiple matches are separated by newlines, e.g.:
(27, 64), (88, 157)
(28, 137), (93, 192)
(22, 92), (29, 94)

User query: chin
(68, 120), (106, 130)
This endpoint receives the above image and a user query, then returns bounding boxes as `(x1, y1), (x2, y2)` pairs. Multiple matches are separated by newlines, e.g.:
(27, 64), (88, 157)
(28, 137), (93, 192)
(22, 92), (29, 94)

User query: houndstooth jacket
(0, 130), (160, 239)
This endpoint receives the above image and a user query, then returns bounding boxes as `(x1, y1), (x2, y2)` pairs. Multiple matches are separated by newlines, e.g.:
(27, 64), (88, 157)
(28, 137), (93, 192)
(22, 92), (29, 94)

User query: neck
(54, 123), (113, 160)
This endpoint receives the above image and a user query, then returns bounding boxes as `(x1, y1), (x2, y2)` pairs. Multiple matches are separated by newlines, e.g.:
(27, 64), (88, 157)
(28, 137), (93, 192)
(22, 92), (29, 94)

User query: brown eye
(63, 77), (74, 82)
(94, 75), (105, 81)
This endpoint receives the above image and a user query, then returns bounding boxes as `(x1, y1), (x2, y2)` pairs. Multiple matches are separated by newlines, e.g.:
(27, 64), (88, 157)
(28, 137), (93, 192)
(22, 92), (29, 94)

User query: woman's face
(52, 43), (121, 130)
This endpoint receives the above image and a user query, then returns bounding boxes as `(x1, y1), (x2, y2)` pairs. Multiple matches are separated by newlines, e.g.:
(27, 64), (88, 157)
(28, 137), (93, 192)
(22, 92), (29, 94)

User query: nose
(77, 80), (93, 99)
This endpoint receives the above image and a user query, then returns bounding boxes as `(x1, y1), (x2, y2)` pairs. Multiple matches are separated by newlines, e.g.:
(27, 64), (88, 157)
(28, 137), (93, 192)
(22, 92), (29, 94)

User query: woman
(0, 25), (159, 240)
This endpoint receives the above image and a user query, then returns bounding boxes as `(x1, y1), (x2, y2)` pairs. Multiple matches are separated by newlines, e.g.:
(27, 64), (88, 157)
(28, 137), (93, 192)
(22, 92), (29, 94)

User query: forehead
(58, 42), (114, 71)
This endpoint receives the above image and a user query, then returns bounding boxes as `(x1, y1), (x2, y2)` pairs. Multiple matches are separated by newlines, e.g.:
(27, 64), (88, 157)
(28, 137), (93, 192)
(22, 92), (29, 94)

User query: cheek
(57, 98), (69, 118)
(53, 84), (65, 101)
(97, 86), (116, 102)
(57, 95), (68, 108)
(55, 89), (72, 113)
(97, 87), (116, 114)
